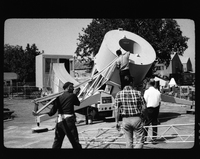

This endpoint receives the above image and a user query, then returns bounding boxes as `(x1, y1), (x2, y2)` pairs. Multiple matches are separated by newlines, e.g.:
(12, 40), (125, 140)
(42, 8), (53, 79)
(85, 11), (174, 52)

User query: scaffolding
(78, 123), (194, 148)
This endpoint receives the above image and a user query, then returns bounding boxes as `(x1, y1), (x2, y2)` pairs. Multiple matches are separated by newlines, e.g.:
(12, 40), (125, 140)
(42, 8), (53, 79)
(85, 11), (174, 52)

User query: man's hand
(74, 87), (81, 95)
(32, 111), (48, 117)
(32, 110), (38, 116)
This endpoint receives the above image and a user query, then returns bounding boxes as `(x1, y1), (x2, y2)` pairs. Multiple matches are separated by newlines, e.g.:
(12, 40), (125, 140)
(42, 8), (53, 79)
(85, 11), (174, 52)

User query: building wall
(186, 59), (192, 72)
(36, 55), (43, 89)
(154, 53), (184, 77)
(155, 63), (166, 77)
(171, 53), (183, 74)
(155, 62), (172, 77)
(165, 62), (172, 77)
(183, 63), (187, 72)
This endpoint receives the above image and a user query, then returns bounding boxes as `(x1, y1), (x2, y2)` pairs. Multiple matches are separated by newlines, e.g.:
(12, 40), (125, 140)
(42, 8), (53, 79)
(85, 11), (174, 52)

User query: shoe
(151, 138), (158, 144)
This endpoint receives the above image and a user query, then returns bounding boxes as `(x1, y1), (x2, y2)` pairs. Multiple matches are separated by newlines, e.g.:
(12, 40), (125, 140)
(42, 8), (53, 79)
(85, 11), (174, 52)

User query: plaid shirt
(114, 86), (146, 116)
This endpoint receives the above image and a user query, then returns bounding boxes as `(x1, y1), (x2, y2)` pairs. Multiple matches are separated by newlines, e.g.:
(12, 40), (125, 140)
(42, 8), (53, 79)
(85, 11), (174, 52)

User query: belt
(122, 114), (141, 118)
(57, 114), (73, 123)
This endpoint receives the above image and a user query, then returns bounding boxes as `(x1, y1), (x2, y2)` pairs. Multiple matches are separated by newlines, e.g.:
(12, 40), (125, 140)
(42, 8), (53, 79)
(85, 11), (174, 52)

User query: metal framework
(32, 58), (118, 126)
(78, 123), (194, 148)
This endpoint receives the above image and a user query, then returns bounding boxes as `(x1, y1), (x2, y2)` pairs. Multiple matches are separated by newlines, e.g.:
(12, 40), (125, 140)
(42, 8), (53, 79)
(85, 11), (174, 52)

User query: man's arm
(139, 92), (147, 121)
(74, 87), (80, 96)
(115, 106), (121, 131)
(73, 94), (80, 106)
(115, 58), (121, 69)
(114, 93), (121, 130)
(126, 51), (130, 56)
(140, 95), (147, 111)
(47, 97), (59, 116)
(143, 89), (148, 104)
(32, 98), (58, 117)
(115, 107), (120, 123)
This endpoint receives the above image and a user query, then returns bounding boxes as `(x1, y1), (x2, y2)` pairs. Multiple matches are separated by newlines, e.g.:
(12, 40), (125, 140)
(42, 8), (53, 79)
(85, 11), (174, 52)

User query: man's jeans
(52, 116), (82, 149)
(122, 116), (144, 148)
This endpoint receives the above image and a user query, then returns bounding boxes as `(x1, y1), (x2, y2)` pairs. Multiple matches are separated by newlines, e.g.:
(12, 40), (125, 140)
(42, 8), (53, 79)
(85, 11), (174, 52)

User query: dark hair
(116, 49), (122, 56)
(63, 82), (73, 90)
(148, 79), (155, 86)
(124, 75), (133, 86)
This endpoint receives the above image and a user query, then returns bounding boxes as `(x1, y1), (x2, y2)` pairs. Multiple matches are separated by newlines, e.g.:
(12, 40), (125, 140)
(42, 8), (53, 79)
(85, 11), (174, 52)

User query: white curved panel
(94, 29), (156, 85)
(52, 63), (79, 93)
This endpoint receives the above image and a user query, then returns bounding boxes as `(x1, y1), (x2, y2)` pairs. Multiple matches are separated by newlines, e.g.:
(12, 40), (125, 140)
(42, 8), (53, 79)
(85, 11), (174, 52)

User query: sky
(4, 18), (195, 72)
(175, 19), (195, 72)
(4, 19), (93, 55)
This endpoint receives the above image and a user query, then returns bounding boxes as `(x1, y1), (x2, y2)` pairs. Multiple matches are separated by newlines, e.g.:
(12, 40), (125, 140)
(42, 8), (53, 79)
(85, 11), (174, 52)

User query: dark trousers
(119, 69), (131, 90)
(52, 116), (82, 149)
(144, 106), (160, 140)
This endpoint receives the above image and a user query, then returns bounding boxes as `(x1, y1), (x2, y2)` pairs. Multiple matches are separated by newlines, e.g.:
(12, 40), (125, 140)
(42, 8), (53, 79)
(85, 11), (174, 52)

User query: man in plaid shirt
(114, 77), (146, 148)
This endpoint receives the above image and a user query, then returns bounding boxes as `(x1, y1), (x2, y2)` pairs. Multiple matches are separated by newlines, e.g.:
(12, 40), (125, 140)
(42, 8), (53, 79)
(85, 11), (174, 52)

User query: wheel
(85, 106), (98, 124)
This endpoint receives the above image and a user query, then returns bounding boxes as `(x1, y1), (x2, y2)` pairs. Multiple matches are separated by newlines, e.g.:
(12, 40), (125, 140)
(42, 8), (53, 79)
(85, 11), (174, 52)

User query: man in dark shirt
(114, 78), (146, 148)
(42, 82), (82, 149)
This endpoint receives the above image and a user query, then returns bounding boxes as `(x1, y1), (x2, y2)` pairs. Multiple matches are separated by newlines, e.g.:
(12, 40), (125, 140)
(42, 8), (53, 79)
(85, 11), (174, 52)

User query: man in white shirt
(143, 79), (161, 142)
(116, 49), (131, 90)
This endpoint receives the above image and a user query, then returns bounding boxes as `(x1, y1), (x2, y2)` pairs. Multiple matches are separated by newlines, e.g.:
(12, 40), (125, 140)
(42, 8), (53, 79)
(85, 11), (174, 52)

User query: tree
(23, 44), (41, 82)
(75, 19), (189, 75)
(4, 43), (41, 83)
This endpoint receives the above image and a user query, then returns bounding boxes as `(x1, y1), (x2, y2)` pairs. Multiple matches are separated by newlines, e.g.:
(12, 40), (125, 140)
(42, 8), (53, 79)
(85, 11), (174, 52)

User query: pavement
(3, 99), (195, 149)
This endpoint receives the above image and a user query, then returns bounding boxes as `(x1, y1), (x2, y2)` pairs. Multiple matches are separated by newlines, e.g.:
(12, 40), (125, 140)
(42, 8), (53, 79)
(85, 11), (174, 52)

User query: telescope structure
(95, 29), (156, 86)
(35, 29), (192, 129)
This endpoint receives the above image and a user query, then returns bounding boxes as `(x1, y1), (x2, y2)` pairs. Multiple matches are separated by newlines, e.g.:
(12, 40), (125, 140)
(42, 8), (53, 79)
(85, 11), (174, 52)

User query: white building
(178, 55), (193, 72)
(155, 53), (183, 77)
(35, 53), (74, 89)
(155, 53), (193, 77)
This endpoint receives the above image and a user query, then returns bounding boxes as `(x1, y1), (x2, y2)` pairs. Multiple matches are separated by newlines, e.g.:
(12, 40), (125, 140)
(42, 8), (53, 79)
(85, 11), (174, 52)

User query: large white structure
(35, 54), (74, 90)
(51, 63), (79, 93)
(33, 29), (194, 127)
(95, 29), (156, 86)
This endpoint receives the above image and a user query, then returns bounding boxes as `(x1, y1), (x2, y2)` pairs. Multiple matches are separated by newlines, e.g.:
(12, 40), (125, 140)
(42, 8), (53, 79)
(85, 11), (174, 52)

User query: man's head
(148, 78), (155, 87)
(116, 49), (122, 56)
(63, 82), (74, 93)
(124, 76), (133, 87)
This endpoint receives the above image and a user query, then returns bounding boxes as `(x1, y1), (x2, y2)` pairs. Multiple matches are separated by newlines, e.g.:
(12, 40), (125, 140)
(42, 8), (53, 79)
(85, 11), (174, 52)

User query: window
(45, 58), (57, 73)
(59, 58), (69, 73)
(70, 60), (73, 70)
(105, 84), (113, 94)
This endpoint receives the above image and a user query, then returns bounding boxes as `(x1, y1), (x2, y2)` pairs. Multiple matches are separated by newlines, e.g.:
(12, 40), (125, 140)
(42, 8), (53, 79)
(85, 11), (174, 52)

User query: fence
(161, 86), (195, 101)
(4, 85), (41, 99)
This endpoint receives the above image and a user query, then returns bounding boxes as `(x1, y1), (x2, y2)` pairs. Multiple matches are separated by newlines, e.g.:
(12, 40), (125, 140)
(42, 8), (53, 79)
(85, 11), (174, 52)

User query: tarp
(154, 76), (167, 87)
(51, 63), (79, 93)
(169, 78), (177, 87)
(161, 94), (192, 106)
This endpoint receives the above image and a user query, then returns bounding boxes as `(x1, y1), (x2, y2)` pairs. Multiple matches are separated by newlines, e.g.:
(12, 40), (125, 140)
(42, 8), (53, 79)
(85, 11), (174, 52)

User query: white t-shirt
(116, 52), (130, 71)
(144, 86), (161, 108)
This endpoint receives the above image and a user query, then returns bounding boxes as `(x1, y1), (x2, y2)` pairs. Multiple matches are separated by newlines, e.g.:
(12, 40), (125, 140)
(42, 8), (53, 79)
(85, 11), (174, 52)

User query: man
(116, 49), (131, 90)
(114, 77), (146, 148)
(34, 82), (82, 149)
(143, 79), (161, 142)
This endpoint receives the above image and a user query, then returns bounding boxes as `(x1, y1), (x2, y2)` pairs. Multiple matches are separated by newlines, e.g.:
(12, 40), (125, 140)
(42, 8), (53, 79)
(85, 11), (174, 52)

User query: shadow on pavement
(158, 112), (181, 123)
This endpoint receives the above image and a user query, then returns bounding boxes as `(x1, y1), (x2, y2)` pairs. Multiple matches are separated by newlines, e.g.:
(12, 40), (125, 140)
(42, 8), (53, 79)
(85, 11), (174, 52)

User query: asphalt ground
(3, 98), (195, 149)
